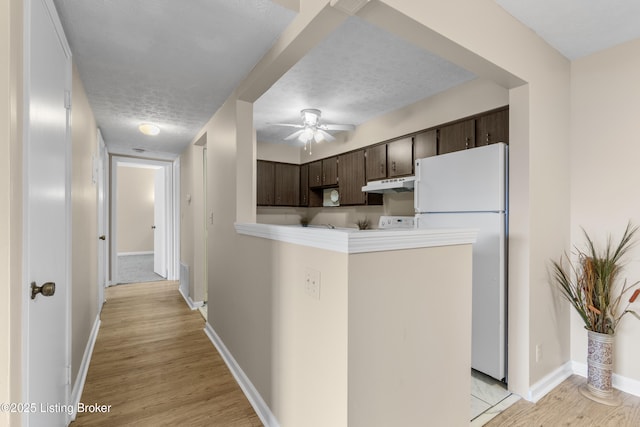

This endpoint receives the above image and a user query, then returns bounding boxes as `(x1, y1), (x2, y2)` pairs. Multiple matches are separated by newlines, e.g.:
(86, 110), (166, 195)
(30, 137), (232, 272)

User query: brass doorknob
(99, 235), (106, 240)
(31, 282), (55, 300)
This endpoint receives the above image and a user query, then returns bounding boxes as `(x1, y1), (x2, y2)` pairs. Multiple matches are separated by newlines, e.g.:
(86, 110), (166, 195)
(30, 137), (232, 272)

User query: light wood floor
(72, 281), (262, 427)
(485, 375), (640, 426)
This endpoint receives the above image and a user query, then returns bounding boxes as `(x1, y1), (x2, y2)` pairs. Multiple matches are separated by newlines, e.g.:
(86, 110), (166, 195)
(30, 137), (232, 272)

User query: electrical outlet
(535, 344), (542, 363)
(304, 268), (321, 300)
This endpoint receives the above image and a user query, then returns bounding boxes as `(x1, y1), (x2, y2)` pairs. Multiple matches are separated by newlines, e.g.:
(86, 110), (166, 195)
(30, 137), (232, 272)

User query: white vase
(579, 330), (621, 406)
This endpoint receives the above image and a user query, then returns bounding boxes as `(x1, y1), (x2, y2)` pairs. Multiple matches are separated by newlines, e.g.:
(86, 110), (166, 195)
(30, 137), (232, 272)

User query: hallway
(72, 281), (261, 426)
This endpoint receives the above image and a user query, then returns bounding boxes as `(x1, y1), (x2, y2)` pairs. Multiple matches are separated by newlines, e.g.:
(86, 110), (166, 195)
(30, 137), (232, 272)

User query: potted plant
(551, 222), (640, 406)
(355, 217), (371, 230)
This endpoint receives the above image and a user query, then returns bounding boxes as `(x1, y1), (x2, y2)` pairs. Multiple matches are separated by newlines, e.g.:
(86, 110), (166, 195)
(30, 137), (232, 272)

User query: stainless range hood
(361, 176), (415, 193)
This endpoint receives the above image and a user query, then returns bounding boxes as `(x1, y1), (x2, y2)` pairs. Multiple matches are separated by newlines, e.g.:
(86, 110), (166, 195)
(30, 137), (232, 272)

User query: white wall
(570, 38), (640, 381)
(116, 165), (156, 253)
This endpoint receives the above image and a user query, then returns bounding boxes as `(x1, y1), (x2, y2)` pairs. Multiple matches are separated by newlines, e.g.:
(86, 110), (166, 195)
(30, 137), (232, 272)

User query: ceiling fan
(273, 109), (355, 154)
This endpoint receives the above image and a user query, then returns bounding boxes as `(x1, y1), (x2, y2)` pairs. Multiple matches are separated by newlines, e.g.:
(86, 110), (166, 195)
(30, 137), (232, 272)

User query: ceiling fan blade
(316, 129), (335, 142)
(270, 123), (304, 128)
(321, 124), (355, 131)
(284, 129), (305, 140)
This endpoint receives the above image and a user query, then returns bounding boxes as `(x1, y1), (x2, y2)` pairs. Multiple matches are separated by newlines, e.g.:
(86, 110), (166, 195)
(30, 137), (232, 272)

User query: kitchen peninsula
(234, 222), (476, 426)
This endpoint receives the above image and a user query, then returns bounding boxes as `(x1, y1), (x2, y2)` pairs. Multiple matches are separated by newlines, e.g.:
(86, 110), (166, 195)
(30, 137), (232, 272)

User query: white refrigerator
(414, 143), (507, 381)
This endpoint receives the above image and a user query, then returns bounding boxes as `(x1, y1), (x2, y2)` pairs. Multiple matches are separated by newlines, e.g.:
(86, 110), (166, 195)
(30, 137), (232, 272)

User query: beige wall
(348, 245), (472, 426)
(180, 140), (207, 302)
(70, 63), (99, 384)
(0, 1), (11, 417)
(179, 0), (640, 417)
(570, 38), (640, 381)
(1, 0), (23, 424)
(116, 166), (156, 253)
(378, 0), (572, 393)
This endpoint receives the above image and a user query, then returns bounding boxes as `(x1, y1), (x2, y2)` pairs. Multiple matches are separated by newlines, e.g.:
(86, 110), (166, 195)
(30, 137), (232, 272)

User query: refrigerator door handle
(414, 160), (421, 213)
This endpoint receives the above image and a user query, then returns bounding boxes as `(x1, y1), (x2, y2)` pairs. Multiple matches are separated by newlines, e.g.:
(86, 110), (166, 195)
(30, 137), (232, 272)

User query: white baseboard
(203, 323), (280, 427)
(526, 360), (640, 403)
(572, 361), (640, 397)
(526, 361), (573, 402)
(178, 286), (204, 310)
(117, 251), (153, 256)
(69, 314), (101, 421)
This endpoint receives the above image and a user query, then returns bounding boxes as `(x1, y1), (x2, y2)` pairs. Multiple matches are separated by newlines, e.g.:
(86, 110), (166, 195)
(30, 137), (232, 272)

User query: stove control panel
(378, 216), (415, 229)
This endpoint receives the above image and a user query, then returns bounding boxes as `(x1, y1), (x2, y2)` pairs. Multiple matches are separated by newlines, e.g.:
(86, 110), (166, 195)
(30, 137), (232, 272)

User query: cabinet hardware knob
(486, 133), (490, 143)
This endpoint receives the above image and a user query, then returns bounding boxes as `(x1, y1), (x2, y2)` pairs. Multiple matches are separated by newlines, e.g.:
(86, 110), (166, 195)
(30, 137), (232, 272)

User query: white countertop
(234, 223), (477, 254)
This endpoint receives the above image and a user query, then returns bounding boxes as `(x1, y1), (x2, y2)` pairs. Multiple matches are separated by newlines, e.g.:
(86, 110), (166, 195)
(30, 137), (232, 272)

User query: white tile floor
(470, 369), (520, 425)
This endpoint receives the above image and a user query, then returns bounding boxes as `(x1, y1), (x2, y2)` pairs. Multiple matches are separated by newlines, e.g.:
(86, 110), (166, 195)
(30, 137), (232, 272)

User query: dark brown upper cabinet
(299, 163), (309, 207)
(338, 150), (367, 205)
(309, 157), (338, 188)
(256, 160), (275, 206)
(476, 108), (509, 146)
(438, 119), (475, 155)
(414, 129), (437, 161)
(339, 150), (383, 206)
(387, 137), (413, 177)
(365, 144), (387, 181)
(274, 163), (300, 206)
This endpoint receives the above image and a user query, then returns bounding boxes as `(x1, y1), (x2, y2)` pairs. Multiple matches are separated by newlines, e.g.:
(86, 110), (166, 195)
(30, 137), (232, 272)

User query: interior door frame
(96, 129), (108, 308)
(21, 0), (73, 423)
(110, 155), (179, 284)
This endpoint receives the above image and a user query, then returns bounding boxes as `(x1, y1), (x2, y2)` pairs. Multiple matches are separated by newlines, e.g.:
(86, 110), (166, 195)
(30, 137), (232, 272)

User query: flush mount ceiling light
(138, 123), (160, 136)
(272, 109), (354, 155)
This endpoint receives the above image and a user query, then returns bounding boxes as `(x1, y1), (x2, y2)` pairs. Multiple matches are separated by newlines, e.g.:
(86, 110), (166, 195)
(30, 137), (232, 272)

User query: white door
(97, 129), (108, 308)
(153, 167), (167, 277)
(25, 0), (71, 425)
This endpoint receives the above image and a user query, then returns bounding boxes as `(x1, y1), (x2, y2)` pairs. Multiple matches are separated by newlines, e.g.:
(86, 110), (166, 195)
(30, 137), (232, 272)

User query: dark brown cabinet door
(438, 119), (475, 154)
(322, 157), (338, 186)
(309, 160), (322, 188)
(476, 109), (509, 146)
(299, 163), (309, 207)
(414, 129), (437, 160)
(274, 163), (300, 206)
(256, 160), (275, 206)
(365, 144), (386, 181)
(387, 137), (413, 177)
(338, 150), (366, 205)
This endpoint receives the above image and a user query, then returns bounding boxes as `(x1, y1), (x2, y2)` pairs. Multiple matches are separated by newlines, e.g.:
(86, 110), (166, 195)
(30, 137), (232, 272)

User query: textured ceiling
(53, 0), (296, 159)
(253, 16), (476, 145)
(495, 0), (640, 60)
(53, 1), (640, 159)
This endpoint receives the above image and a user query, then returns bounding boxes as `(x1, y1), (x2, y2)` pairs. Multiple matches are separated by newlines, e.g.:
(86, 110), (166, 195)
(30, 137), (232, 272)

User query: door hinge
(64, 90), (72, 110)
(66, 365), (72, 385)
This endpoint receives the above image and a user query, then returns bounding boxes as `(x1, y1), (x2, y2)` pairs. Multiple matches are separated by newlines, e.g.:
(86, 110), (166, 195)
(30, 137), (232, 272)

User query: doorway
(110, 156), (179, 285)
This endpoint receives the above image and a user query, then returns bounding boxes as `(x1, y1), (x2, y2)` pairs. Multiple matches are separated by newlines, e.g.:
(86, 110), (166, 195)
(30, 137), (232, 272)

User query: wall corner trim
(526, 362), (573, 403)
(178, 286), (203, 310)
(203, 323), (280, 427)
(69, 314), (101, 422)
